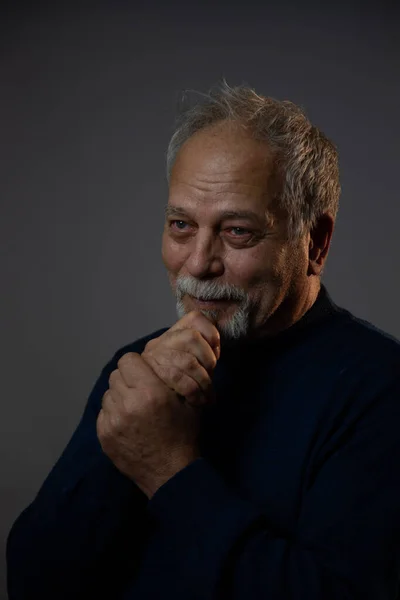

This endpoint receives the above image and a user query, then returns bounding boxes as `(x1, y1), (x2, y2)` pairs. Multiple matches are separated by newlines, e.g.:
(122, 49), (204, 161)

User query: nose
(184, 230), (224, 279)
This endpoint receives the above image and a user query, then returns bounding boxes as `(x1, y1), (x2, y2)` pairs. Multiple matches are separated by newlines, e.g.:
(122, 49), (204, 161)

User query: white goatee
(174, 275), (253, 341)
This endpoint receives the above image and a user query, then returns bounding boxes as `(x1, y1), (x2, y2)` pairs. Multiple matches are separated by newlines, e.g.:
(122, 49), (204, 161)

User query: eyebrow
(164, 205), (268, 224)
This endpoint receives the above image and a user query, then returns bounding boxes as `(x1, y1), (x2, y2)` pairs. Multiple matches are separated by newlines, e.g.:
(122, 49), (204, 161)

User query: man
(7, 82), (400, 599)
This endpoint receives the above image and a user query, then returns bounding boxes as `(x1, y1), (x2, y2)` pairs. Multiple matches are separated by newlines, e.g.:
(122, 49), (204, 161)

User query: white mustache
(175, 276), (246, 303)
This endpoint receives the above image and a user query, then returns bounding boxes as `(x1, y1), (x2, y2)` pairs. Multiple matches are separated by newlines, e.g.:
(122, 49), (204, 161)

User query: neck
(250, 277), (321, 342)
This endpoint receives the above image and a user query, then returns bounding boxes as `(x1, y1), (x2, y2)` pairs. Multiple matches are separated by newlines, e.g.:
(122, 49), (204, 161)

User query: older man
(7, 82), (400, 600)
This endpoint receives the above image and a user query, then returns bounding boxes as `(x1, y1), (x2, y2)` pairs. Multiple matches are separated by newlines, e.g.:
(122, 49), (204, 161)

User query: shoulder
(307, 310), (400, 467)
(321, 304), (400, 369)
(315, 309), (400, 425)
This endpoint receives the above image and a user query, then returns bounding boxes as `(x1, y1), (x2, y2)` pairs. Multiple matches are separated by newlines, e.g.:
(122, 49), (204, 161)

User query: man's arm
(138, 364), (400, 599)
(6, 330), (167, 600)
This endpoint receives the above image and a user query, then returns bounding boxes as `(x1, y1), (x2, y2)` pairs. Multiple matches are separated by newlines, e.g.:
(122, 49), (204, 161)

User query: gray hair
(166, 81), (341, 242)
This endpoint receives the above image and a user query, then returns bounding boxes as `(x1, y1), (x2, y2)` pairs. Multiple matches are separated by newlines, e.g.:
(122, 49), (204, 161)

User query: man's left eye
(229, 227), (251, 236)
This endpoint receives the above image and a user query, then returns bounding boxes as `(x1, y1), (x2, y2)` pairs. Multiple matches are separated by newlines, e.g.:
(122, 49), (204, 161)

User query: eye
(228, 227), (252, 236)
(170, 220), (189, 230)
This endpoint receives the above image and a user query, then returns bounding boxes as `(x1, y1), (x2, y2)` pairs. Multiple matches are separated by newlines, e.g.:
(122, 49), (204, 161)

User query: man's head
(162, 82), (340, 343)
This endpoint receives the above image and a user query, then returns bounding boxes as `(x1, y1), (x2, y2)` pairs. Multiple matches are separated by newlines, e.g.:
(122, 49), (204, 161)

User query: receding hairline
(165, 81), (341, 243)
(168, 118), (282, 194)
(172, 117), (277, 160)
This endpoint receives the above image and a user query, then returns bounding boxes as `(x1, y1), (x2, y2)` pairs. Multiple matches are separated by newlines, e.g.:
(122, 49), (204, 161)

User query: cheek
(224, 247), (276, 286)
(161, 234), (184, 272)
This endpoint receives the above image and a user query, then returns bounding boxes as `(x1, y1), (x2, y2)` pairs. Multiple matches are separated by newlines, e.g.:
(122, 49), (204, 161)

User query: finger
(115, 351), (208, 408)
(116, 352), (166, 390)
(170, 368), (212, 406)
(144, 349), (213, 402)
(97, 400), (122, 440)
(109, 368), (130, 394)
(145, 329), (217, 374)
(96, 408), (106, 439)
(169, 311), (220, 358)
(146, 319), (219, 361)
(169, 329), (218, 372)
(100, 388), (121, 415)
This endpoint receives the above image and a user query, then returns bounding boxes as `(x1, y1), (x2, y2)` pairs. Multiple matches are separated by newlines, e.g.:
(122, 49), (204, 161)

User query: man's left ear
(308, 214), (334, 276)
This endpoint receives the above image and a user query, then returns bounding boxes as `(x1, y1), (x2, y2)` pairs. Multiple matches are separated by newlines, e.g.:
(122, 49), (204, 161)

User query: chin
(176, 301), (220, 322)
(176, 300), (251, 342)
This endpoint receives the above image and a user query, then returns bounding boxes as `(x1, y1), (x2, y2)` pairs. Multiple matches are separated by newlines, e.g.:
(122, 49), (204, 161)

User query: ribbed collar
(219, 283), (343, 357)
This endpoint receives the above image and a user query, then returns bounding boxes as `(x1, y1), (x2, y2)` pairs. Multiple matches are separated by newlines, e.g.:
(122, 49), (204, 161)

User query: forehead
(171, 121), (275, 181)
(168, 122), (281, 218)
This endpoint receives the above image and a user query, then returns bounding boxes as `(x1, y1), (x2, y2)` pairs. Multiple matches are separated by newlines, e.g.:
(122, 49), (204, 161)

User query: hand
(142, 310), (220, 407)
(97, 352), (202, 499)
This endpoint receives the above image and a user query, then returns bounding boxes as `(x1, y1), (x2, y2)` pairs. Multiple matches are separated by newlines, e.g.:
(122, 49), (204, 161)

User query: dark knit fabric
(7, 285), (400, 599)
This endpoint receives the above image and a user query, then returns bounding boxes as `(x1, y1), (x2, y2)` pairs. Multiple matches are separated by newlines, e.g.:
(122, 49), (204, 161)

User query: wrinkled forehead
(171, 121), (277, 183)
(169, 123), (283, 212)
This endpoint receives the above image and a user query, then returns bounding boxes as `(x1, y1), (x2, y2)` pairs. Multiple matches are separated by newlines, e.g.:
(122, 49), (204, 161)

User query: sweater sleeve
(145, 370), (400, 600)
(6, 332), (166, 600)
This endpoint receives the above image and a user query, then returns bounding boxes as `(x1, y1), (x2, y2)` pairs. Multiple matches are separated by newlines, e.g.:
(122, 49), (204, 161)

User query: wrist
(139, 453), (201, 499)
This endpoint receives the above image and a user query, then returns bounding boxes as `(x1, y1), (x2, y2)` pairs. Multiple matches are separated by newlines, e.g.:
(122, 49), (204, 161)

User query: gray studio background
(1, 2), (399, 597)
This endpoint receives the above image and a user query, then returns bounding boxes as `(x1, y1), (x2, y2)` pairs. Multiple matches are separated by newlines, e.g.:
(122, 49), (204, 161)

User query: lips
(190, 295), (231, 306)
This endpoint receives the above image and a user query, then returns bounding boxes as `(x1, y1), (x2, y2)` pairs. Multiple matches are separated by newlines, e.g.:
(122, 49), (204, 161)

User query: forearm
(7, 353), (149, 600)
(143, 457), (399, 600)
(7, 450), (149, 600)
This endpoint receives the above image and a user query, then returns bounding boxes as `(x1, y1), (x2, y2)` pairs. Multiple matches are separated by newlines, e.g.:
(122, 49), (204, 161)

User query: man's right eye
(170, 220), (188, 230)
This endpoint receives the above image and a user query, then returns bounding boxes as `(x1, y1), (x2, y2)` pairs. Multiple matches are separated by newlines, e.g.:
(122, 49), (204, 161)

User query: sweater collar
(219, 283), (342, 355)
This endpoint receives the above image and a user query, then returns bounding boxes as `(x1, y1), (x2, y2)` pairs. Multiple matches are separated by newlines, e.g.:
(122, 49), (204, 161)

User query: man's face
(162, 121), (311, 342)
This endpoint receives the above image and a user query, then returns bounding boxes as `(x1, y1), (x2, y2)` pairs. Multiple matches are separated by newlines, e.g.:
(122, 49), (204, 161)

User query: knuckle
(183, 353), (199, 372)
(101, 389), (112, 409)
(208, 352), (217, 370)
(163, 330), (183, 349)
(108, 369), (119, 387)
(186, 328), (202, 343)
(181, 377), (200, 398)
(144, 337), (171, 359)
(144, 338), (157, 351)
(169, 347), (183, 362)
(169, 366), (185, 385)
(117, 352), (136, 370)
(142, 350), (153, 364)
(198, 369), (212, 392)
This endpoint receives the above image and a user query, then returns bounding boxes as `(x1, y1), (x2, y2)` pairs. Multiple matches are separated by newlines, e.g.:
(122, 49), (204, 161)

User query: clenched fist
(142, 311), (220, 406)
(96, 311), (220, 499)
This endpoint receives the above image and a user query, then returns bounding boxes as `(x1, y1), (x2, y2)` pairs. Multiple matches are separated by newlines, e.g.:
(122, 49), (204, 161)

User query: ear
(307, 214), (335, 276)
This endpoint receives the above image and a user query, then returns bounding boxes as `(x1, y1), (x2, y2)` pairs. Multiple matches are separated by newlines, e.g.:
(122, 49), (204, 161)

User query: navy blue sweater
(7, 285), (400, 599)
